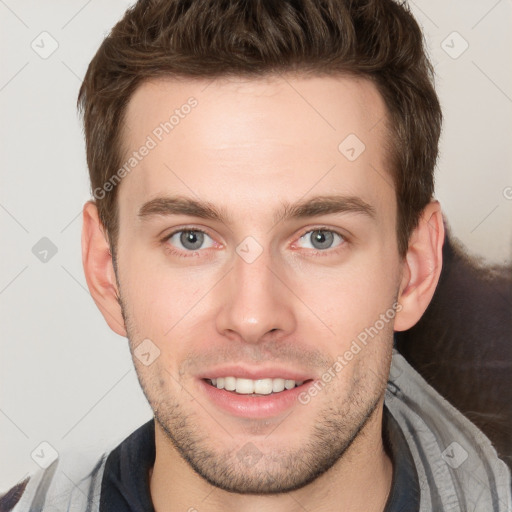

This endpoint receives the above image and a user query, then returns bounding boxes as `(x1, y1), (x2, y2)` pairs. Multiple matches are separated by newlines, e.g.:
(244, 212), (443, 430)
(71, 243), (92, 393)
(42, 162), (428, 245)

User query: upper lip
(197, 365), (315, 382)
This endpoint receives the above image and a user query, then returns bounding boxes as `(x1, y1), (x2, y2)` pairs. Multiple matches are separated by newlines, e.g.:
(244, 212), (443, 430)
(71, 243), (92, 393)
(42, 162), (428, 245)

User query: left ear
(394, 201), (445, 331)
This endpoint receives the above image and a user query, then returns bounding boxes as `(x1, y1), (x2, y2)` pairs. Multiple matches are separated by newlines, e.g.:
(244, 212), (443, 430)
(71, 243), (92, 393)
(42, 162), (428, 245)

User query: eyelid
(296, 225), (346, 238)
(161, 225), (215, 242)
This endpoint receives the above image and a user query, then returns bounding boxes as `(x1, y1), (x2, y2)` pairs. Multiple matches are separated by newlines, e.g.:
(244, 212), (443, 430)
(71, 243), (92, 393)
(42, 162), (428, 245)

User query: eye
(165, 229), (215, 252)
(296, 229), (345, 251)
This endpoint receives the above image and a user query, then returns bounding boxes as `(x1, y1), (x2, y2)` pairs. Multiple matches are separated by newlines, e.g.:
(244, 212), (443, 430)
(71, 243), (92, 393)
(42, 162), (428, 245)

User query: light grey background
(1, 0), (511, 492)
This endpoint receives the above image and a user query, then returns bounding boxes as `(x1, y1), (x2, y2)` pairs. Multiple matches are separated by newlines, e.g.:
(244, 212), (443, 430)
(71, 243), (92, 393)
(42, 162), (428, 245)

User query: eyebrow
(137, 194), (376, 225)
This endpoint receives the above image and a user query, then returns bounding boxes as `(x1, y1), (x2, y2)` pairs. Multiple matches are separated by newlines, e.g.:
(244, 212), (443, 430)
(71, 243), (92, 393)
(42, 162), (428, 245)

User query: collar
(100, 406), (420, 512)
(382, 404), (421, 511)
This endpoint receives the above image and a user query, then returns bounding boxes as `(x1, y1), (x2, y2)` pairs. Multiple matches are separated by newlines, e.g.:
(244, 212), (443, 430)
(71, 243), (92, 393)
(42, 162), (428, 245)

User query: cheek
(292, 253), (400, 338)
(118, 244), (206, 329)
(132, 358), (181, 411)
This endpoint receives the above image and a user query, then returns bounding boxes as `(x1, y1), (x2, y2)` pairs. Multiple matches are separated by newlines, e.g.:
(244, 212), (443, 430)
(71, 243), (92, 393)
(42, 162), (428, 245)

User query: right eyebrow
(138, 196), (232, 223)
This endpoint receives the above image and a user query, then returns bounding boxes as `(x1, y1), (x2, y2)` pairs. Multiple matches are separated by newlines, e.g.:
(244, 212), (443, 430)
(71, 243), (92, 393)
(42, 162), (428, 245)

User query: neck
(149, 404), (392, 512)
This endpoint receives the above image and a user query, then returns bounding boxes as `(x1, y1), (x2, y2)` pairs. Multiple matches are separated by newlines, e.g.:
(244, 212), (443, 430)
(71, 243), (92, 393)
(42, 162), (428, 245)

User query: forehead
(123, 73), (388, 149)
(118, 73), (393, 221)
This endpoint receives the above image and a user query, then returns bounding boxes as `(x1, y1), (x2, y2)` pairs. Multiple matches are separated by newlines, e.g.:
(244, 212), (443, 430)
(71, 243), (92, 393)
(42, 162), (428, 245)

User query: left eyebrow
(276, 195), (376, 224)
(137, 194), (376, 225)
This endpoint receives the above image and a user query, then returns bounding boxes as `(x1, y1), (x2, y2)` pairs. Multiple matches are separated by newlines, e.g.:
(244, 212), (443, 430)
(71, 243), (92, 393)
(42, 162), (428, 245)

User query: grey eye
(298, 230), (344, 251)
(167, 230), (214, 251)
(180, 231), (204, 250)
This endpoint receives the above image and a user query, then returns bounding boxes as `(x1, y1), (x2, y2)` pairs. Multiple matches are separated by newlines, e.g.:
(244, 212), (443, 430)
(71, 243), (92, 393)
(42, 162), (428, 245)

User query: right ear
(81, 201), (127, 337)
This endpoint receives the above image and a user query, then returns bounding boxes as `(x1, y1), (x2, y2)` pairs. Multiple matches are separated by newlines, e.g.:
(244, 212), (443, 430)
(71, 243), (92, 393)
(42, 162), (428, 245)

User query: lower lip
(199, 379), (313, 419)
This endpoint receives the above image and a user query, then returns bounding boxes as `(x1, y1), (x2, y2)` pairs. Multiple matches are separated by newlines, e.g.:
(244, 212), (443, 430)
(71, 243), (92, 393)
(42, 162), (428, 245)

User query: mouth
(199, 376), (315, 418)
(204, 377), (311, 396)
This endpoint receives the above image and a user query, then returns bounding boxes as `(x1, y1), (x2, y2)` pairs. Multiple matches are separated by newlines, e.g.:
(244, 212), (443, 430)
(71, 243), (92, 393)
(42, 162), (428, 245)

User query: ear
(82, 201), (127, 337)
(394, 201), (444, 331)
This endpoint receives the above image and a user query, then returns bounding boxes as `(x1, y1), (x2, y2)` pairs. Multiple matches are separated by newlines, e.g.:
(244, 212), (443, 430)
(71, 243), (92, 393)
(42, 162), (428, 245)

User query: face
(114, 74), (403, 494)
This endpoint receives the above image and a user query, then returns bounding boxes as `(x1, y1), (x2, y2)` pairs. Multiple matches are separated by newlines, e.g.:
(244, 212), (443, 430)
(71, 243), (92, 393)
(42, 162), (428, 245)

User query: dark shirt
(100, 405), (420, 511)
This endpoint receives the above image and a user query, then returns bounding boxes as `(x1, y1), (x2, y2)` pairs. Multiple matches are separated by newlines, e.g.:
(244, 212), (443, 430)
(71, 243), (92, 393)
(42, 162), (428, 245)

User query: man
(2, 0), (511, 511)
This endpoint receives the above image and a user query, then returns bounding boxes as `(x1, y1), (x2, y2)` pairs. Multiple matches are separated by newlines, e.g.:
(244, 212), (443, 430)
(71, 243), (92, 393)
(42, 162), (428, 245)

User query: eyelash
(160, 226), (348, 259)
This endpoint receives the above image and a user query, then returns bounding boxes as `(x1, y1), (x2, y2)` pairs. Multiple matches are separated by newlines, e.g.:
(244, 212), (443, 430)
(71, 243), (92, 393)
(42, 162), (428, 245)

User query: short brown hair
(78, 0), (442, 258)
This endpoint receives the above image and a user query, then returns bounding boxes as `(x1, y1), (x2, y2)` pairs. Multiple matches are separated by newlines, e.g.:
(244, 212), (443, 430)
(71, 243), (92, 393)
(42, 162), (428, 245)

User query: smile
(199, 376), (314, 418)
(206, 377), (307, 395)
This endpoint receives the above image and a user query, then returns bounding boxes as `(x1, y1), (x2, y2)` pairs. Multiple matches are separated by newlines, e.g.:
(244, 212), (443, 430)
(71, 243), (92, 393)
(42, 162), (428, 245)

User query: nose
(215, 246), (297, 345)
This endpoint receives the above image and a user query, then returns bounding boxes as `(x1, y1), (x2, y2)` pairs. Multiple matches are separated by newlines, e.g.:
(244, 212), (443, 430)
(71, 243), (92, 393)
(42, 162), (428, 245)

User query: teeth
(284, 379), (295, 390)
(272, 378), (285, 392)
(224, 376), (236, 391)
(254, 379), (273, 395)
(236, 378), (254, 394)
(208, 377), (305, 394)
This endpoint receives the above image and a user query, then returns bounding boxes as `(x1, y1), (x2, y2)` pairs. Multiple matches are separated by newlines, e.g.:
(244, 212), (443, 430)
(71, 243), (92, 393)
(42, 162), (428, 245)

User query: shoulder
(0, 420), (154, 512)
(0, 477), (30, 512)
(0, 448), (108, 512)
(386, 350), (512, 511)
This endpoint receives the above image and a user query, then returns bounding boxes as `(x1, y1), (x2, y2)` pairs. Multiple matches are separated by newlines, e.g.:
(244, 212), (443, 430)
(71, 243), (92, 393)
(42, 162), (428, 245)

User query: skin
(82, 74), (444, 512)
